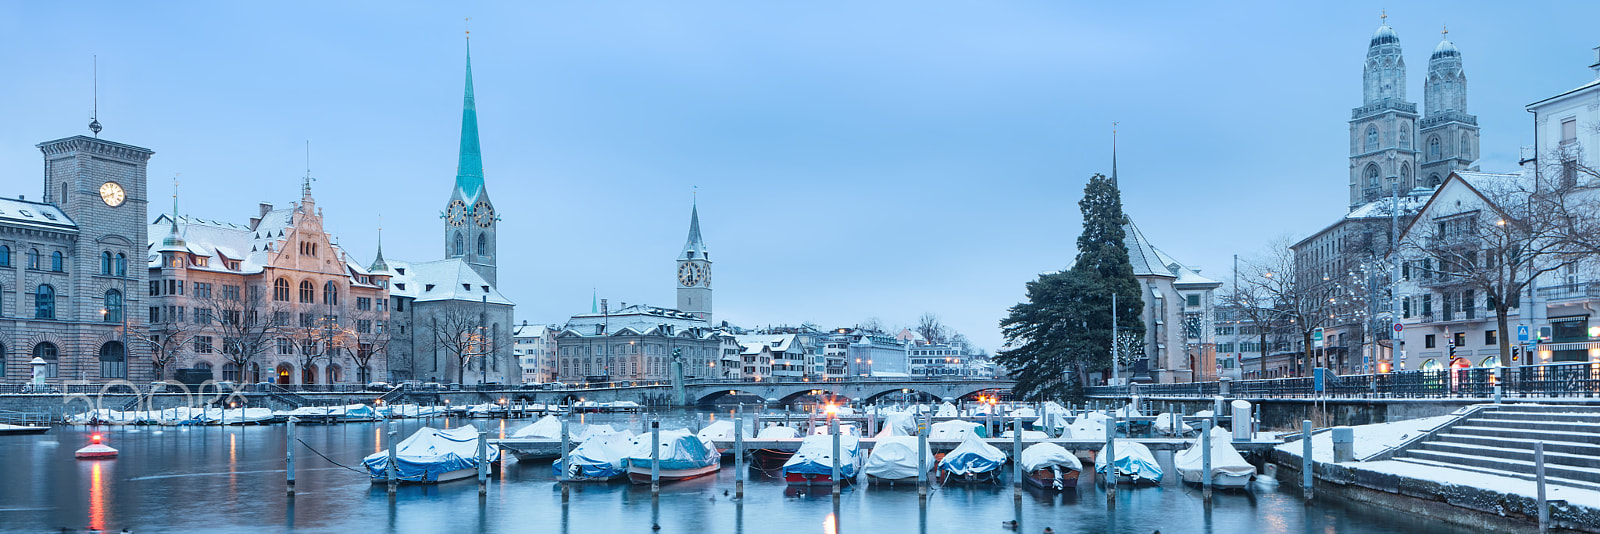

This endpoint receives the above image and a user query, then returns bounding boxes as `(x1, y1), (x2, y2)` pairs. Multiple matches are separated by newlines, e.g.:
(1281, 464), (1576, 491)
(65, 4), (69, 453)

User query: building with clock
(676, 203), (712, 325)
(2, 135), (154, 385)
(378, 41), (516, 385)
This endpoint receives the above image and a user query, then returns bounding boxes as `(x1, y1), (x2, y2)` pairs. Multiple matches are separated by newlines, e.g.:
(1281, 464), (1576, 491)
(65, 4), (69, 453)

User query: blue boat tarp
(624, 429), (719, 471)
(940, 433), (1006, 476)
(1094, 439), (1163, 483)
(783, 434), (863, 478)
(363, 426), (498, 482)
(554, 429), (636, 479)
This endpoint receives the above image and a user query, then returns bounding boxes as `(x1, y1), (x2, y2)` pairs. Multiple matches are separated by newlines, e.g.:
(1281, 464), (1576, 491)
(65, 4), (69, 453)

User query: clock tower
(441, 39), (498, 285)
(676, 203), (712, 325)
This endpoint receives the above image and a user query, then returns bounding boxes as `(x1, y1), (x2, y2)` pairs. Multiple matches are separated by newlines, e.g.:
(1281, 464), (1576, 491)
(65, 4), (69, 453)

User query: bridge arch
(694, 389), (769, 405)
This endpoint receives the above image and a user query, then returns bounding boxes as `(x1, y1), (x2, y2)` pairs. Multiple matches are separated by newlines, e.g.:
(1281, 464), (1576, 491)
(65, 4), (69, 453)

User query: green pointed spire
(455, 40), (485, 199)
(591, 289), (598, 314)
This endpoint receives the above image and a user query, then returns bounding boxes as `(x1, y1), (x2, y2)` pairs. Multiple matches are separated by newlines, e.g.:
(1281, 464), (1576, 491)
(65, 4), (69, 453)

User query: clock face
(446, 200), (467, 227)
(473, 201), (495, 228)
(99, 181), (126, 207)
(677, 262), (704, 287)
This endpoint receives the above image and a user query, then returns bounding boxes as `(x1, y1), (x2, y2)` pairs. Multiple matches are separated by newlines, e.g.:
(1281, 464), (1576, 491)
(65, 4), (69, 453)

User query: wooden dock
(490, 435), (1283, 459)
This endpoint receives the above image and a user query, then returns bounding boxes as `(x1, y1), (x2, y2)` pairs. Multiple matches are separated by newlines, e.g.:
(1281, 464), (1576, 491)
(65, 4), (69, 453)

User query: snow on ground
(1357, 460), (1600, 506)
(1274, 415), (1454, 463)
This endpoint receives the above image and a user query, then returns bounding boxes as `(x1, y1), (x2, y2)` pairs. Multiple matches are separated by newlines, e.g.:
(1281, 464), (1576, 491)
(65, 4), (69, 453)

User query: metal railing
(1088, 362), (1600, 399)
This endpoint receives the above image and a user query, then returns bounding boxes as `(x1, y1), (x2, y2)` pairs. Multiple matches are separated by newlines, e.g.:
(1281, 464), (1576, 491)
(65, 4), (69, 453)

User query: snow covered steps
(1394, 404), (1600, 491)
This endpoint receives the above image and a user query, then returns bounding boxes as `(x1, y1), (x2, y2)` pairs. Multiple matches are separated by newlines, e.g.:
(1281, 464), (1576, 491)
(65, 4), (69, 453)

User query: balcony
(1536, 283), (1600, 302)
(1352, 99), (1417, 119)
(1419, 111), (1478, 130)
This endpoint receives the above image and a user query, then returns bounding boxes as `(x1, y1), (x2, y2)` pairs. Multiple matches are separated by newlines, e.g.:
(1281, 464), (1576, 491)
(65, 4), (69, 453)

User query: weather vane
(465, 17), (471, 39)
(89, 55), (102, 136)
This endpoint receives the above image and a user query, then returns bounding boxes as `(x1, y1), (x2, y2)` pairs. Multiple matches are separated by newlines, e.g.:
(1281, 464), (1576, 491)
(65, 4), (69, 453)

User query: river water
(0, 410), (1462, 534)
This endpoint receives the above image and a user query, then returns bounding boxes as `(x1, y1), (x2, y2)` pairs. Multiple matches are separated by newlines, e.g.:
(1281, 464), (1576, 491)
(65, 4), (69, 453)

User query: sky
(4, 1), (1599, 353)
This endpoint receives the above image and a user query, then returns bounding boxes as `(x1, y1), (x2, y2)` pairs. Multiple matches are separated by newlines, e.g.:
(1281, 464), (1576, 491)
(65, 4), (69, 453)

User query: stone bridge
(525, 378), (1015, 406)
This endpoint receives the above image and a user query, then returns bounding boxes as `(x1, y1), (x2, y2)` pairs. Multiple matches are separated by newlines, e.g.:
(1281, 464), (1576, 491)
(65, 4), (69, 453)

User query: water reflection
(87, 460), (106, 531)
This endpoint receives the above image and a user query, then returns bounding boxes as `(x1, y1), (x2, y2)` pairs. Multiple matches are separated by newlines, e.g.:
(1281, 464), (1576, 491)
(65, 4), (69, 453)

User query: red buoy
(75, 434), (118, 460)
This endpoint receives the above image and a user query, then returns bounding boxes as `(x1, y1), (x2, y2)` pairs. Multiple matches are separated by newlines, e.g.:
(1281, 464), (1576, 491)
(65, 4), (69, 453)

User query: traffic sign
(1517, 325), (1530, 342)
(1313, 327), (1325, 349)
(1393, 323), (1404, 333)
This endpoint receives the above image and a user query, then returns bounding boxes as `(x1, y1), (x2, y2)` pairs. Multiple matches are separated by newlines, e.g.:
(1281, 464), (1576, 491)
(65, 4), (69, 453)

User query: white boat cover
(1000, 429), (1049, 439)
(939, 433), (1006, 476)
(1063, 413), (1107, 440)
(1010, 406), (1038, 420)
(863, 435), (932, 480)
(757, 425), (800, 439)
(363, 426), (499, 482)
(1019, 442), (1082, 473)
(1039, 402), (1071, 434)
(783, 433), (863, 479)
(810, 423), (860, 436)
(1154, 412), (1193, 436)
(573, 424), (621, 443)
(511, 415), (563, 439)
(1174, 426), (1255, 483)
(1114, 403), (1141, 418)
(625, 429), (720, 471)
(555, 429), (637, 479)
(1093, 439), (1163, 483)
(877, 412), (918, 438)
(929, 420), (983, 440)
(935, 403), (959, 417)
(696, 420), (751, 443)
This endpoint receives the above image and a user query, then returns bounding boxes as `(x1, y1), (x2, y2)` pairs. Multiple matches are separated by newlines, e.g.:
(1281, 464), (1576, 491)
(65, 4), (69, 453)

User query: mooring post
(735, 413), (746, 498)
(1536, 441), (1549, 533)
(1301, 419), (1313, 501)
(650, 421), (661, 495)
(286, 416), (298, 497)
(1202, 419), (1213, 502)
(387, 421), (398, 495)
(830, 417), (842, 494)
(477, 429), (489, 496)
(559, 417), (570, 501)
(1012, 417), (1022, 499)
(1105, 414), (1117, 506)
(917, 418), (929, 498)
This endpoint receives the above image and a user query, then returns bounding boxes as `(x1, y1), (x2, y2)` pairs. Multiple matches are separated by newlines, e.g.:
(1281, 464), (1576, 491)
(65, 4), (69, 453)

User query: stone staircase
(1395, 404), (1600, 492)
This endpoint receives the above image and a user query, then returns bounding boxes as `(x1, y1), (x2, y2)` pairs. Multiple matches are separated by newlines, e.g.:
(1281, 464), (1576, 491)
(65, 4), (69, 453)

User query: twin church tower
(1349, 15), (1479, 209)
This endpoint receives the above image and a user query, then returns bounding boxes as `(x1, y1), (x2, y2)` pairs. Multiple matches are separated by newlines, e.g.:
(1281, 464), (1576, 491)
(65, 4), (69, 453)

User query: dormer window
(688, 251), (695, 259)
(462, 283), (471, 291)
(424, 284), (435, 292)
(395, 268), (406, 275)
(394, 283), (406, 290)
(481, 285), (489, 292)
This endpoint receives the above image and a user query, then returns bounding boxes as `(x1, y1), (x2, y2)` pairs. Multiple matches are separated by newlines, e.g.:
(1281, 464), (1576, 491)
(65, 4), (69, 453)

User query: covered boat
(1174, 426), (1255, 488)
(783, 433), (863, 486)
(934, 403), (959, 418)
(1094, 439), (1162, 485)
(862, 435), (933, 484)
(511, 415), (562, 439)
(752, 425), (801, 470)
(363, 426), (499, 484)
(1063, 412), (1107, 440)
(696, 420), (751, 454)
(625, 429), (721, 484)
(553, 429), (637, 481)
(876, 411), (918, 438)
(1019, 442), (1081, 490)
(1153, 412), (1192, 437)
(1038, 402), (1070, 436)
(939, 433), (1006, 483)
(929, 420), (984, 440)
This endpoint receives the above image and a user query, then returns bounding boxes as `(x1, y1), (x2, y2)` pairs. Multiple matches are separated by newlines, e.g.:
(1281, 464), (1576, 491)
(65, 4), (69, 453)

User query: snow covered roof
(384, 257), (512, 305)
(0, 197), (75, 232)
(736, 334), (799, 354)
(1123, 219), (1176, 279)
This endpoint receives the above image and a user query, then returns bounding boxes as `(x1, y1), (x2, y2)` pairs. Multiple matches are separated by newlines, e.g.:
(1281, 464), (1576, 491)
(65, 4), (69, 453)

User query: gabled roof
(1123, 219), (1176, 279)
(1394, 170), (1527, 247)
(0, 197), (75, 232)
(385, 257), (513, 305)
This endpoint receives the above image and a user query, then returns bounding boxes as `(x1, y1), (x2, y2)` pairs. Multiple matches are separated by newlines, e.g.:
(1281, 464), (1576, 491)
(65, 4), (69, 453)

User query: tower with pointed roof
(1419, 27), (1478, 187)
(676, 202), (713, 325)
(442, 39), (498, 285)
(1350, 13), (1421, 209)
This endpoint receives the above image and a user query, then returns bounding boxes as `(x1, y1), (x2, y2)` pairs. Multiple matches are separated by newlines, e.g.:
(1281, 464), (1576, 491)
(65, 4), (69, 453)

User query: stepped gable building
(380, 40), (515, 385)
(146, 182), (390, 385)
(2, 136), (153, 384)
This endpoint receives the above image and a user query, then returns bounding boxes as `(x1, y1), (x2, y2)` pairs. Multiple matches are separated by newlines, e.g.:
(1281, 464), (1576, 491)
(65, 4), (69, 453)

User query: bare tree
(134, 322), (196, 381)
(858, 317), (884, 334)
(915, 313), (950, 345)
(1245, 238), (1341, 377)
(200, 284), (286, 383)
(1226, 268), (1285, 379)
(426, 304), (487, 385)
(339, 308), (389, 384)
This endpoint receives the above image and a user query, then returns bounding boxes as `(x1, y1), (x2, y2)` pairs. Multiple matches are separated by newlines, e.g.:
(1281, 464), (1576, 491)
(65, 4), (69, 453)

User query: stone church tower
(1349, 17), (1420, 209)
(1419, 30), (1479, 187)
(675, 203), (712, 325)
(441, 41), (498, 286)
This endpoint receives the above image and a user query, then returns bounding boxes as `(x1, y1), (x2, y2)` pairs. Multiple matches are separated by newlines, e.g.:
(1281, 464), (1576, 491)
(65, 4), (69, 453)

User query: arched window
(0, 244), (10, 267)
(100, 341), (126, 379)
(1365, 164), (1381, 187)
(1400, 130), (1409, 149)
(104, 289), (123, 323)
(299, 280), (315, 303)
(101, 252), (113, 275)
(326, 364), (342, 384)
(477, 233), (487, 256)
(34, 343), (59, 378)
(1428, 174), (1442, 187)
(1365, 125), (1379, 152)
(323, 281), (339, 305)
(35, 285), (55, 320)
(1461, 133), (1472, 159)
(1400, 163), (1412, 188)
(274, 278), (290, 301)
(453, 233), (464, 257)
(0, 342), (7, 377)
(27, 249), (39, 270)
(1428, 136), (1441, 161)
(115, 253), (126, 277)
(51, 251), (63, 272)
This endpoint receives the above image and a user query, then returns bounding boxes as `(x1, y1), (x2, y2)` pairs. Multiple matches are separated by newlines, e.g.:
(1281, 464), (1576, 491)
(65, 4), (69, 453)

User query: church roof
(1371, 23), (1400, 47)
(1431, 38), (1460, 60)
(453, 41), (486, 201)
(1123, 219), (1175, 279)
(681, 203), (708, 260)
(385, 257), (513, 305)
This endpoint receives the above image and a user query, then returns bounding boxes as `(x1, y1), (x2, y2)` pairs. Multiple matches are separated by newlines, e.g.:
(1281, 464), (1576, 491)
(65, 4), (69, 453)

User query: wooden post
(917, 418), (928, 498)
(477, 429), (489, 496)
(286, 417), (297, 497)
(1202, 419), (1213, 502)
(387, 422), (398, 495)
(1012, 418), (1022, 499)
(830, 417), (841, 494)
(1105, 414), (1117, 506)
(735, 414), (745, 498)
(1302, 419), (1313, 501)
(560, 418), (570, 501)
(1536, 441), (1549, 533)
(650, 421), (661, 495)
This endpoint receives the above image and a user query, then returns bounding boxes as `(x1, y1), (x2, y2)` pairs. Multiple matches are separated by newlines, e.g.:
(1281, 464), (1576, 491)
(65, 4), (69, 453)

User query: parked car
(542, 382), (568, 390)
(518, 382), (543, 390)
(365, 381), (392, 392)
(421, 382), (443, 391)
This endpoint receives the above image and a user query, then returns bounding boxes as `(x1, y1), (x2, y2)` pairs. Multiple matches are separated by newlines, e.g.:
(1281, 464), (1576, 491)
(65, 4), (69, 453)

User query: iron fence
(1087, 362), (1600, 399)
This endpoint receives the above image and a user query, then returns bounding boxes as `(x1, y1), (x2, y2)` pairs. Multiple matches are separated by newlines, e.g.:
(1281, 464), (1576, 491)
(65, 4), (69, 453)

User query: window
(1365, 164), (1380, 188)
(1460, 133), (1471, 159)
(1365, 125), (1379, 152)
(193, 336), (214, 353)
(477, 233), (487, 256)
(300, 313), (315, 328)
(274, 278), (290, 301)
(34, 343), (59, 378)
(302, 339), (318, 356)
(51, 251), (63, 272)
(1462, 289), (1475, 320)
(357, 319), (372, 333)
(150, 306), (161, 323)
(272, 311), (290, 325)
(376, 299), (387, 312)
(27, 248), (39, 269)
(34, 284), (55, 319)
(323, 281), (338, 305)
(299, 280), (314, 303)
(100, 341), (126, 379)
(1424, 334), (1436, 348)
(1562, 118), (1577, 143)
(101, 251), (113, 275)
(222, 362), (240, 382)
(115, 253), (126, 277)
(1185, 294), (1200, 308)
(193, 307), (212, 324)
(1400, 130), (1409, 149)
(1428, 136), (1441, 161)
(453, 233), (464, 257)
(356, 297), (371, 311)
(1403, 298), (1411, 318)
(221, 285), (240, 301)
(277, 337), (294, 354)
(192, 282), (212, 299)
(0, 244), (8, 266)
(1400, 163), (1411, 188)
(104, 290), (123, 323)
(1452, 332), (1466, 348)
(1485, 330), (1497, 346)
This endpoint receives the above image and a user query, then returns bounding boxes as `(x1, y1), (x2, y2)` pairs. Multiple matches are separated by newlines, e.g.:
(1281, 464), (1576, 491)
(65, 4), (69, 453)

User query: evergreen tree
(997, 173), (1144, 400)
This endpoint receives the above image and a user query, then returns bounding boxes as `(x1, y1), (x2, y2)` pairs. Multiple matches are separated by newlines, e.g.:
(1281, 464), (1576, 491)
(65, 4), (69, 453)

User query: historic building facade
(676, 204), (713, 325)
(146, 185), (390, 385)
(380, 41), (515, 385)
(1, 136), (153, 385)
(553, 302), (729, 382)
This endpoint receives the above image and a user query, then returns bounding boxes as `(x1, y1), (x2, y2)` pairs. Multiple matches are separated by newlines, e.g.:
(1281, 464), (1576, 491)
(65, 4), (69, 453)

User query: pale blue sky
(3, 2), (1598, 352)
